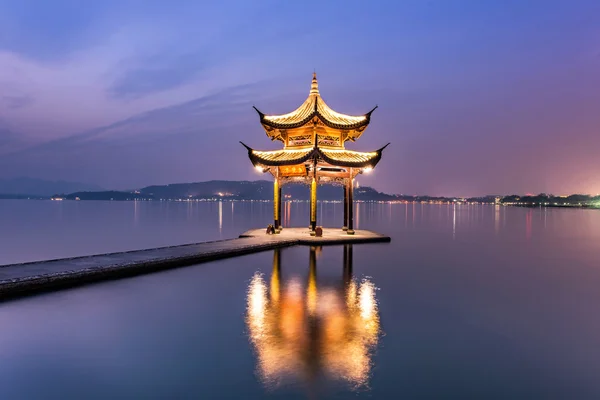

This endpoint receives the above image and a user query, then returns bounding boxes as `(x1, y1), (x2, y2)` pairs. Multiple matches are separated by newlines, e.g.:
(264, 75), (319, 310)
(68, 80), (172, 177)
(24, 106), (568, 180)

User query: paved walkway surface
(240, 227), (391, 245)
(0, 228), (389, 299)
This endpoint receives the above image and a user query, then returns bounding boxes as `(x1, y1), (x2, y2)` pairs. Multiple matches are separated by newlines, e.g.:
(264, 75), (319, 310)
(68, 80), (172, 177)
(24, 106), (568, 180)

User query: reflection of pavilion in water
(246, 246), (380, 389)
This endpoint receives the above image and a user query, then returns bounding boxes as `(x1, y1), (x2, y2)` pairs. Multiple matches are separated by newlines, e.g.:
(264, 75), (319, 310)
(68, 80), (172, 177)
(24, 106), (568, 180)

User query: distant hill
(61, 180), (396, 201)
(7, 178), (599, 208)
(139, 180), (396, 201)
(0, 177), (104, 196)
(140, 180), (272, 200)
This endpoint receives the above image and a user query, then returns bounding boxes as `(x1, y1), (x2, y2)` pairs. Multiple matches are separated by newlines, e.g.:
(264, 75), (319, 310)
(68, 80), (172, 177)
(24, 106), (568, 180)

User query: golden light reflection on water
(245, 247), (381, 390)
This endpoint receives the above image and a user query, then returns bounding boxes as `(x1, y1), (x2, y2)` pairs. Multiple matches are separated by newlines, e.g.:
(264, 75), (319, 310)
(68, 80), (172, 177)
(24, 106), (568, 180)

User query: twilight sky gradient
(0, 0), (599, 196)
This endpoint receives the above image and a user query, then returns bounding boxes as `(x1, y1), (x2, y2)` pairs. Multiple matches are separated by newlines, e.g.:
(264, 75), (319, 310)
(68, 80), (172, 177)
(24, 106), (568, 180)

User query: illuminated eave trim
(253, 104), (377, 130)
(241, 142), (390, 169)
(240, 141), (314, 167)
(316, 144), (388, 168)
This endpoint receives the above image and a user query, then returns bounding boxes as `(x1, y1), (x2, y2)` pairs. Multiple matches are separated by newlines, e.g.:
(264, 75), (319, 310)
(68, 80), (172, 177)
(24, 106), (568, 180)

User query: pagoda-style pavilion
(241, 73), (388, 235)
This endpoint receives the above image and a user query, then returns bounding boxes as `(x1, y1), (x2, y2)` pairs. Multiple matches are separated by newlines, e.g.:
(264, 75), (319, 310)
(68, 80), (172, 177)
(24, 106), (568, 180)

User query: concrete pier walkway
(0, 228), (390, 299)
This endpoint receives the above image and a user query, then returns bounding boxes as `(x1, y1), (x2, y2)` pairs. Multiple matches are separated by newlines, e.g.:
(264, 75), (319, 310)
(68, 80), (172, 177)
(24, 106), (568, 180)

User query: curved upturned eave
(240, 142), (315, 167)
(254, 103), (377, 131)
(240, 142), (390, 169)
(317, 143), (389, 168)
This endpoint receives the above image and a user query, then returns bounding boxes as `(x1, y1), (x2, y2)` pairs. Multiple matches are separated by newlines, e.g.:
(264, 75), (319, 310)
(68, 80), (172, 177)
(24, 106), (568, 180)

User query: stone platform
(240, 227), (390, 245)
(0, 227), (389, 300)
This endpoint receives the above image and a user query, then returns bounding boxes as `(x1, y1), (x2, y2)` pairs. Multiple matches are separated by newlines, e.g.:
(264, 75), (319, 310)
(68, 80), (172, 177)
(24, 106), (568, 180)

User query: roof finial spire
(310, 71), (319, 95)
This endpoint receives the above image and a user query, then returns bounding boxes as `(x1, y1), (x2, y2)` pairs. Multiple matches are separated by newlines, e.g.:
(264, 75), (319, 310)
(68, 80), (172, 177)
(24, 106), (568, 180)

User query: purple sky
(0, 0), (599, 196)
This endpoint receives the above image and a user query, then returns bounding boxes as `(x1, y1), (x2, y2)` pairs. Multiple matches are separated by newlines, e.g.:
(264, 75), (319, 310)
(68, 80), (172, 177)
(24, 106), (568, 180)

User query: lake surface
(2, 200), (600, 399)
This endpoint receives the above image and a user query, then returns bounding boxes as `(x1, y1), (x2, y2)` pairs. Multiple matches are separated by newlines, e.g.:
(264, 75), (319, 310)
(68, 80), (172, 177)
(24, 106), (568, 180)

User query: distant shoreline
(1, 180), (598, 209)
(2, 196), (599, 210)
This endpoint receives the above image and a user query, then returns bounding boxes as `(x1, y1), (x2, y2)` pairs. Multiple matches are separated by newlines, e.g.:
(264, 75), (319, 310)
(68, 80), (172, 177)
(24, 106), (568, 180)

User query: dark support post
(310, 177), (317, 232)
(343, 244), (353, 286)
(347, 178), (355, 235)
(308, 187), (312, 231)
(278, 185), (283, 230)
(273, 178), (280, 232)
(310, 159), (317, 234)
(342, 182), (348, 231)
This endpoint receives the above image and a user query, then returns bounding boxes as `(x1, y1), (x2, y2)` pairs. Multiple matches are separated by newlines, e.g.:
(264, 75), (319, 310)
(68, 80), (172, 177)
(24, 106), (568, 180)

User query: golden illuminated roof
(254, 73), (377, 131)
(242, 145), (314, 166)
(241, 142), (389, 168)
(319, 148), (384, 167)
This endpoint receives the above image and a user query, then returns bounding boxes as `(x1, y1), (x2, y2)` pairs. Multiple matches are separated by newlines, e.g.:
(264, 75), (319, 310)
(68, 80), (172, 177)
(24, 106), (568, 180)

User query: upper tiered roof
(254, 73), (377, 132)
(243, 73), (389, 175)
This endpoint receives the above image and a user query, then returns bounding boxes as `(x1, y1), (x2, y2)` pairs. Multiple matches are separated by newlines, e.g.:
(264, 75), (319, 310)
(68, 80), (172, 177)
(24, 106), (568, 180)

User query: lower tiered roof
(240, 142), (389, 169)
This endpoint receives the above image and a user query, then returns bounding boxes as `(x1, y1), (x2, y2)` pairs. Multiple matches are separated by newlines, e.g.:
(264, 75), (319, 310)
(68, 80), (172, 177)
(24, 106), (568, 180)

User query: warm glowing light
(363, 167), (373, 173)
(245, 267), (380, 390)
(279, 164), (306, 177)
(255, 165), (264, 173)
(270, 269), (280, 305)
(307, 268), (317, 315)
(346, 280), (357, 309)
(247, 273), (267, 332)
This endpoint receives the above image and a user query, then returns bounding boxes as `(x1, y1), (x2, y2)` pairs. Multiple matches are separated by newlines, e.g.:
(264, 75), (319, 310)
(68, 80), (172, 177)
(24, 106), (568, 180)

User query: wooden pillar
(277, 185), (283, 230)
(273, 178), (280, 231)
(342, 182), (348, 231)
(310, 177), (317, 232)
(347, 178), (355, 235)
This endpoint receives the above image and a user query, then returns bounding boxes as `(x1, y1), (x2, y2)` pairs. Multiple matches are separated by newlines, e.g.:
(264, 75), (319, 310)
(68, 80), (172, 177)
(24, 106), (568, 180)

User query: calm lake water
(2, 200), (600, 399)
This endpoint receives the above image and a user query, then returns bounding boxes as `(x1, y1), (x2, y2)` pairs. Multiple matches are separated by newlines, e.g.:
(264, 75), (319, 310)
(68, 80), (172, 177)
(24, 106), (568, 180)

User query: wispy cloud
(0, 79), (281, 186)
(108, 52), (209, 100)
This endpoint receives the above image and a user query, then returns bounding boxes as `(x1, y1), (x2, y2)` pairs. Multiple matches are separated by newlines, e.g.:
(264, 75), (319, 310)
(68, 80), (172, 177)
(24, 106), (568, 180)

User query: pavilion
(241, 73), (388, 235)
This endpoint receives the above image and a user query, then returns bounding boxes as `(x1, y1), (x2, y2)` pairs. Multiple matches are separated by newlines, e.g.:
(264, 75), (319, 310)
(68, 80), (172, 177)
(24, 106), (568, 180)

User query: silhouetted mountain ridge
(64, 180), (396, 201)
(7, 179), (599, 208)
